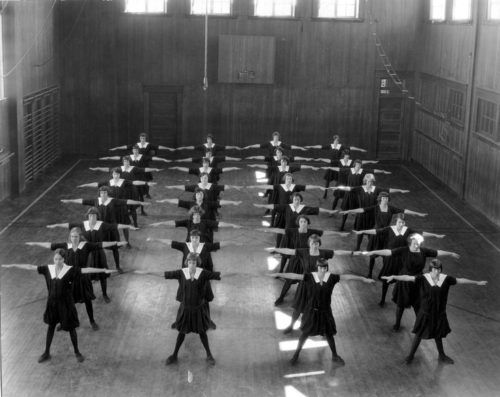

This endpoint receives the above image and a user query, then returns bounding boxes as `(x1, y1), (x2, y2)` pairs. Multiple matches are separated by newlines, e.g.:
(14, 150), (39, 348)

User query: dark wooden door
(143, 86), (182, 148)
(376, 77), (403, 159)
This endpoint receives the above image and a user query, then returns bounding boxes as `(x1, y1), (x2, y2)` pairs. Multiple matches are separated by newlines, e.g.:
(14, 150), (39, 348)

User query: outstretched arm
(388, 188), (410, 193)
(156, 198), (180, 204)
(25, 242), (52, 249)
(264, 247), (296, 255)
(422, 232), (445, 238)
(219, 200), (242, 206)
(176, 157), (194, 163)
(222, 167), (241, 172)
(151, 156), (172, 163)
(291, 145), (307, 151)
(89, 167), (110, 172)
(169, 166), (189, 172)
(218, 222), (243, 229)
(144, 167), (162, 172)
(382, 275), (415, 282)
(109, 145), (127, 151)
(403, 209), (427, 217)
(77, 182), (99, 188)
(225, 156), (241, 161)
(246, 184), (273, 189)
(2, 264), (38, 271)
(99, 156), (121, 161)
(303, 145), (322, 149)
(245, 155), (264, 160)
(340, 274), (375, 283)
(319, 208), (338, 215)
(46, 223), (70, 229)
(147, 220), (176, 227)
(300, 165), (320, 171)
(456, 278), (487, 286)
(82, 268), (116, 275)
(360, 249), (392, 257)
(164, 185), (186, 190)
(304, 185), (326, 191)
(361, 160), (378, 164)
(340, 208), (364, 215)
(256, 228), (285, 234)
(242, 144), (261, 150)
(247, 164), (267, 169)
(253, 203), (274, 209)
(175, 145), (195, 150)
(437, 250), (460, 260)
(322, 230), (350, 237)
(268, 272), (303, 280)
(158, 145), (176, 151)
(350, 146), (367, 152)
(146, 237), (173, 245)
(61, 199), (84, 204)
(352, 229), (376, 235)
(374, 169), (391, 174)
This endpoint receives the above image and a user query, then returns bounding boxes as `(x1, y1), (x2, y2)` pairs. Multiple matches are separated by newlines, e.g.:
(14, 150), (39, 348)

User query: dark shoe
(323, 190), (328, 199)
(117, 268), (125, 274)
(404, 355), (414, 365)
(144, 194), (152, 199)
(274, 297), (284, 306)
(165, 355), (178, 365)
(378, 301), (385, 308)
(366, 273), (372, 279)
(90, 322), (99, 331)
(126, 243), (132, 249)
(283, 326), (293, 335)
(141, 210), (148, 216)
(290, 353), (299, 365)
(392, 324), (400, 332)
(332, 355), (345, 366)
(75, 353), (85, 363)
(264, 209), (271, 215)
(206, 355), (216, 365)
(438, 355), (454, 364)
(103, 295), (111, 303)
(38, 353), (51, 363)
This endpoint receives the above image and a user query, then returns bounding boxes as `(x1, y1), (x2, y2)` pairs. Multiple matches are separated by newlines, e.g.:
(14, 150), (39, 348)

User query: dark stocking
(291, 332), (309, 363)
(69, 329), (81, 354)
(112, 248), (121, 270)
(43, 324), (56, 355)
(331, 197), (339, 210)
(367, 256), (376, 278)
(355, 234), (364, 251)
(380, 280), (389, 305)
(394, 306), (404, 330)
(122, 228), (130, 243)
(199, 332), (213, 358)
(407, 335), (422, 360)
(339, 214), (348, 231)
(172, 332), (186, 357)
(100, 275), (108, 297)
(325, 334), (338, 356)
(84, 300), (95, 323)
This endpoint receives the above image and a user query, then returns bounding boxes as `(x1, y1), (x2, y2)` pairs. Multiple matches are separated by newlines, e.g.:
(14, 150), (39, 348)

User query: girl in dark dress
(361, 234), (460, 331)
(157, 188), (241, 222)
(354, 214), (445, 305)
(46, 207), (136, 300)
(267, 235), (353, 331)
(242, 131), (306, 157)
(383, 259), (487, 364)
(109, 132), (175, 155)
(169, 157), (241, 184)
(2, 249), (115, 363)
(25, 228), (124, 329)
(148, 206), (242, 243)
(176, 148), (242, 168)
(269, 258), (374, 365)
(135, 253), (221, 365)
(175, 133), (241, 156)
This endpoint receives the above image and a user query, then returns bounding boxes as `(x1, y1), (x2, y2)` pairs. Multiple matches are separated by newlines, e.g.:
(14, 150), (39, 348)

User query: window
(476, 98), (499, 139)
(191, 0), (232, 15)
(124, 0), (167, 14)
(317, 0), (359, 18)
(451, 0), (471, 21)
(488, 0), (500, 20)
(254, 0), (296, 17)
(448, 89), (465, 124)
(430, 0), (446, 21)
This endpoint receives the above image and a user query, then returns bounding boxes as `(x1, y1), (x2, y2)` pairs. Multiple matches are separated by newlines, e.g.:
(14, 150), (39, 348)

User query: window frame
(314, 0), (361, 20)
(474, 89), (500, 142)
(427, 0), (473, 24)
(190, 0), (233, 16)
(488, 0), (500, 20)
(252, 0), (297, 19)
(124, 0), (168, 14)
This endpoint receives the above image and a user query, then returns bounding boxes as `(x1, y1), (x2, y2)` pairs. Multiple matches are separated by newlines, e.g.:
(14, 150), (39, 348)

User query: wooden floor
(1, 154), (500, 397)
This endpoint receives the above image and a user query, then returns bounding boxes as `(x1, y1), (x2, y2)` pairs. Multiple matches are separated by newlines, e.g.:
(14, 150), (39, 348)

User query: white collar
(98, 197), (113, 206)
(109, 178), (124, 187)
(67, 242), (86, 250)
(181, 267), (202, 280)
(186, 242), (204, 254)
(197, 182), (212, 189)
(83, 220), (103, 231)
(200, 167), (212, 173)
(289, 203), (305, 213)
(362, 185), (376, 193)
(312, 272), (331, 283)
(278, 165), (289, 171)
(137, 142), (149, 148)
(424, 273), (447, 287)
(48, 264), (71, 279)
(203, 143), (213, 148)
(330, 143), (341, 150)
(121, 165), (134, 172)
(281, 183), (295, 191)
(351, 168), (363, 175)
(130, 154), (142, 160)
(340, 159), (352, 166)
(390, 225), (408, 236)
(271, 140), (281, 146)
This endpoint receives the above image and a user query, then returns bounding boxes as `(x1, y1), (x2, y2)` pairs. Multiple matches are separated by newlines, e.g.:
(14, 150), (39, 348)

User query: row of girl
(3, 131), (487, 367)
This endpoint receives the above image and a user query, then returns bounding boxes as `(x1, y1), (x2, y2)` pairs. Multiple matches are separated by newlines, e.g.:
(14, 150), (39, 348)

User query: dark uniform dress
(174, 219), (219, 243)
(170, 241), (220, 272)
(178, 199), (220, 221)
(291, 249), (335, 314)
(165, 268), (221, 334)
(50, 242), (104, 302)
(195, 143), (225, 157)
(273, 204), (320, 230)
(339, 168), (374, 211)
(38, 264), (81, 331)
(100, 178), (140, 221)
(391, 247), (438, 308)
(376, 226), (419, 279)
(363, 204), (404, 251)
(300, 272), (341, 336)
(127, 142), (160, 156)
(81, 197), (130, 230)
(352, 186), (385, 230)
(280, 228), (324, 251)
(321, 143), (348, 184)
(192, 156), (229, 168)
(188, 167), (222, 183)
(259, 141), (291, 157)
(185, 183), (224, 202)
(412, 274), (456, 339)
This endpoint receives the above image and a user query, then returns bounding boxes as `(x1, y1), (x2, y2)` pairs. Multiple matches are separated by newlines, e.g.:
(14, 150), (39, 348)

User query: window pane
(192, 0), (231, 15)
(0, 14), (3, 99)
(430, 0), (446, 20)
(125, 0), (166, 13)
(318, 0), (358, 18)
(489, 0), (500, 19)
(452, 0), (471, 20)
(254, 0), (296, 17)
(476, 98), (498, 137)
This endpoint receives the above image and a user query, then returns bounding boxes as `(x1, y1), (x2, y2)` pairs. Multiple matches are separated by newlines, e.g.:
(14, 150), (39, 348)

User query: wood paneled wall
(1, 0), (58, 198)
(413, 1), (500, 225)
(56, 0), (420, 155)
